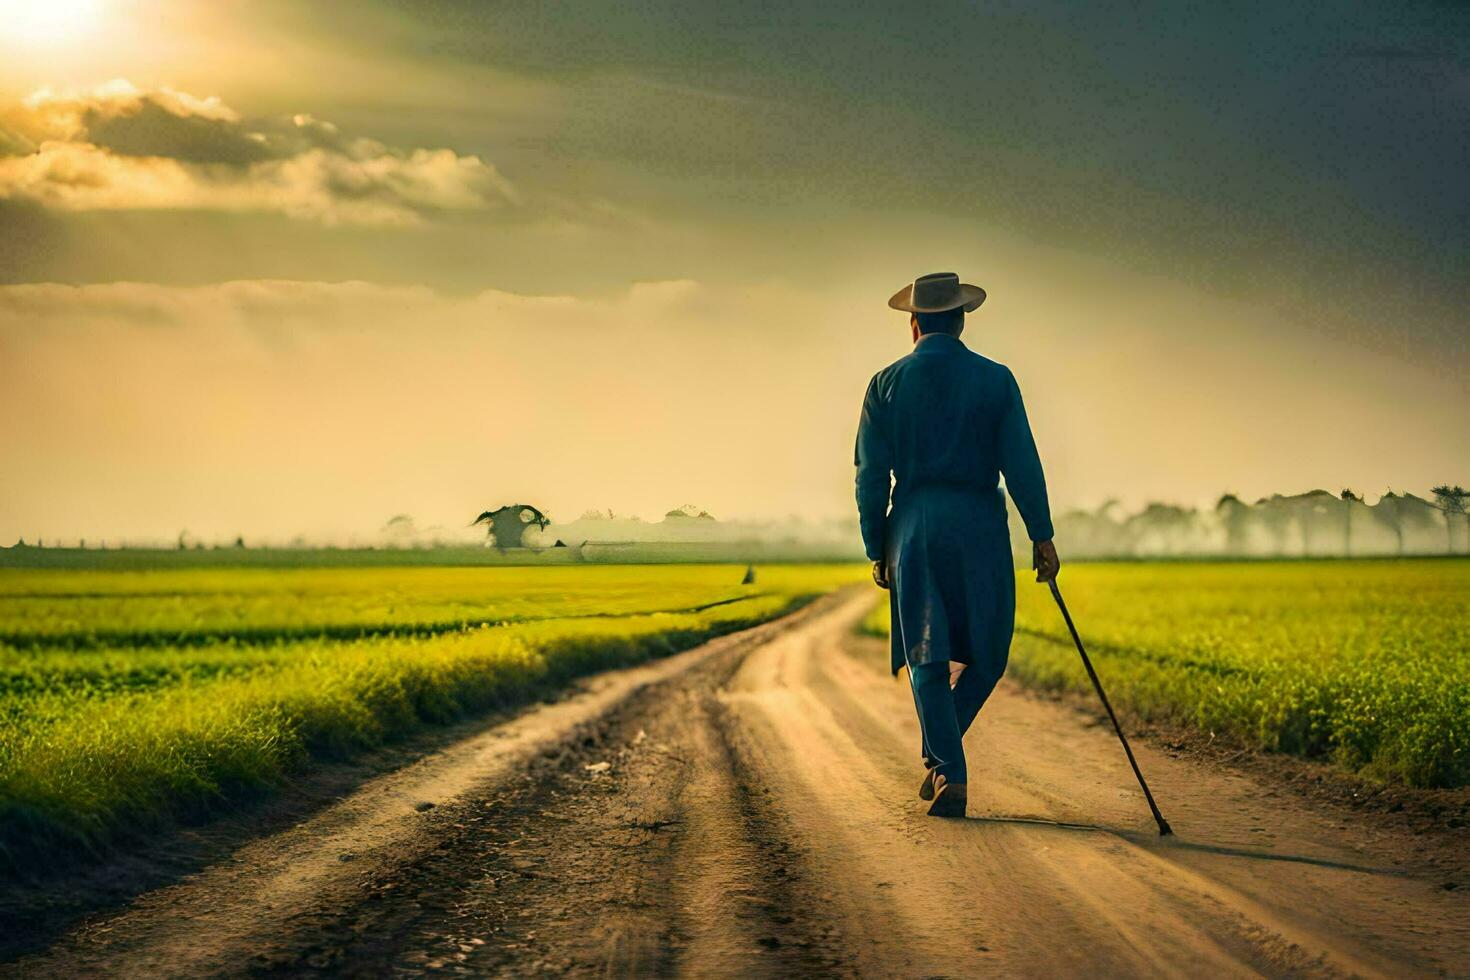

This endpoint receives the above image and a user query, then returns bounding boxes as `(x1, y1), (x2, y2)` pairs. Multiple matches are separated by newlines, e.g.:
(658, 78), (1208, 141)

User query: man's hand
(1032, 539), (1060, 583)
(872, 559), (891, 590)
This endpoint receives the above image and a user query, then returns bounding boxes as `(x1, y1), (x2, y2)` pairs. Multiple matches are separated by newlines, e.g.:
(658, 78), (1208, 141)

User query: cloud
(0, 278), (711, 336)
(0, 80), (515, 225)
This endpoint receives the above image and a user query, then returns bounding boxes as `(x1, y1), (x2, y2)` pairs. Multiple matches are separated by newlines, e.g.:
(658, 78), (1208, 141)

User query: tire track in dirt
(246, 602), (853, 977)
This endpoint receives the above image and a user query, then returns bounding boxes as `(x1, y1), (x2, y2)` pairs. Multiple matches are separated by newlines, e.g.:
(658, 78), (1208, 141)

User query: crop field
(865, 559), (1470, 788)
(0, 564), (864, 862)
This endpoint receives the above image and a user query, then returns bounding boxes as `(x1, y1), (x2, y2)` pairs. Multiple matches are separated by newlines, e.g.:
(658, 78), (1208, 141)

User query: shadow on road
(965, 814), (1404, 877)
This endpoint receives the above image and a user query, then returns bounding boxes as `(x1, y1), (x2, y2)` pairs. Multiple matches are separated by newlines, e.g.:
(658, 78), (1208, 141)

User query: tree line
(1024, 485), (1470, 559)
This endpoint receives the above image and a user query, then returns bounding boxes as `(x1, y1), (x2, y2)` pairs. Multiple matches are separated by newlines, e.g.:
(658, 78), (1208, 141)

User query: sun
(0, 0), (101, 46)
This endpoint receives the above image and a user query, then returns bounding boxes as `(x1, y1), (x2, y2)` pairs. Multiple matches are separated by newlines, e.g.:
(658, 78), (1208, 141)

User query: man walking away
(855, 272), (1061, 818)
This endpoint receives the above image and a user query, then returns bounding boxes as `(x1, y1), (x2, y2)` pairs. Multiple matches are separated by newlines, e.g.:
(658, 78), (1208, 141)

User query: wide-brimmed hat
(887, 272), (986, 314)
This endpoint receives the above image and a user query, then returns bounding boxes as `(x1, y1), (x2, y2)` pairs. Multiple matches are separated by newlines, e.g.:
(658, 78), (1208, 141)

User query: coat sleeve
(854, 375), (894, 562)
(998, 368), (1055, 542)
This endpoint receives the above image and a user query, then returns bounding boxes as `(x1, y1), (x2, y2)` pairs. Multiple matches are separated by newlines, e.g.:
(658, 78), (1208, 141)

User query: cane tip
(1158, 821), (1174, 837)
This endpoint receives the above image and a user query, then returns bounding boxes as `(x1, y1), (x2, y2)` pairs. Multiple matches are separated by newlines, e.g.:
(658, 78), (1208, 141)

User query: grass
(0, 564), (864, 865)
(862, 559), (1470, 788)
(0, 542), (861, 571)
(0, 565), (788, 648)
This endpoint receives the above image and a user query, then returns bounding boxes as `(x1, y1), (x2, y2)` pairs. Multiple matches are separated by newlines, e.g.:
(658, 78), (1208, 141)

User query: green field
(0, 564), (864, 863)
(865, 559), (1470, 788)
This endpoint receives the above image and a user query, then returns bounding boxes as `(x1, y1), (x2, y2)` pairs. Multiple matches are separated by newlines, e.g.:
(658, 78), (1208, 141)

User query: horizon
(7, 482), (1461, 552)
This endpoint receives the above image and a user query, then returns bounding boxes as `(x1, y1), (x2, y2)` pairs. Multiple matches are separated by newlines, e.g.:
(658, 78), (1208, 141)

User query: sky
(1, 0), (1466, 544)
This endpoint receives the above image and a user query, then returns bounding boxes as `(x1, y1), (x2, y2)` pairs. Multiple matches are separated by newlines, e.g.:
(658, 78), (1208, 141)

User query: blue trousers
(907, 661), (1003, 784)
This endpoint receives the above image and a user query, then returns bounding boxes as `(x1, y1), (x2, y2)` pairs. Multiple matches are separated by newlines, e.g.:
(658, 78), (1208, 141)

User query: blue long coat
(855, 333), (1054, 677)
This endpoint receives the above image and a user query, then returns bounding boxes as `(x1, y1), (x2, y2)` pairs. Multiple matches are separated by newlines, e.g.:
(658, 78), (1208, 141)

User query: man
(855, 272), (1060, 818)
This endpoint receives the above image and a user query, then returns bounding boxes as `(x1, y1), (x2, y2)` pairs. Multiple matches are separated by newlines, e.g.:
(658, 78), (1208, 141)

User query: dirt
(6, 589), (1468, 978)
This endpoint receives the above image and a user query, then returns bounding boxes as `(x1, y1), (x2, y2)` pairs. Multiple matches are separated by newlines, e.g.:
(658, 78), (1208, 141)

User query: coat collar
(914, 333), (968, 354)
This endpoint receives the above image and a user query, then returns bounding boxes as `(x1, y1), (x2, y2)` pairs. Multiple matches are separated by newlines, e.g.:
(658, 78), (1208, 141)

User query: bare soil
(7, 590), (1468, 978)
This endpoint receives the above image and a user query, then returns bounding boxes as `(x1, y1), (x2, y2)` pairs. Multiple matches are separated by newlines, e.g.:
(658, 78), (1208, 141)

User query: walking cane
(1047, 580), (1173, 836)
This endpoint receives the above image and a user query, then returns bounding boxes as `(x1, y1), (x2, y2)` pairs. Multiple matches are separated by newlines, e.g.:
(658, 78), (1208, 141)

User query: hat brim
(887, 282), (986, 314)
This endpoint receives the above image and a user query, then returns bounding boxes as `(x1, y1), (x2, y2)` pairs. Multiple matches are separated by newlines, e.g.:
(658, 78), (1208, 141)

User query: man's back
(867, 333), (1015, 502)
(855, 332), (1053, 562)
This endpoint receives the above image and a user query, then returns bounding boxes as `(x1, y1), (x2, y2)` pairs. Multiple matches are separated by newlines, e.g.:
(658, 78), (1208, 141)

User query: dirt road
(10, 590), (1468, 978)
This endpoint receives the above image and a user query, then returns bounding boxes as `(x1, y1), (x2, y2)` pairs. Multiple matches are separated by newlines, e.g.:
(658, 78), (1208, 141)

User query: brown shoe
(919, 767), (937, 801)
(926, 775), (967, 818)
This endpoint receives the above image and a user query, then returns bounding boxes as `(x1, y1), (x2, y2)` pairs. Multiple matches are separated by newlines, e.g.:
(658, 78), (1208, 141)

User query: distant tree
(665, 504), (716, 520)
(1094, 499), (1129, 555)
(234, 535), (246, 549)
(472, 504), (551, 550)
(1396, 492), (1443, 554)
(1371, 491), (1406, 555)
(1431, 485), (1468, 553)
(381, 515), (420, 548)
(1125, 502), (1196, 555)
(1255, 496), (1293, 556)
(1339, 489), (1362, 556)
(1215, 493), (1252, 554)
(14, 538), (23, 548)
(1272, 490), (1335, 556)
(1053, 499), (1130, 559)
